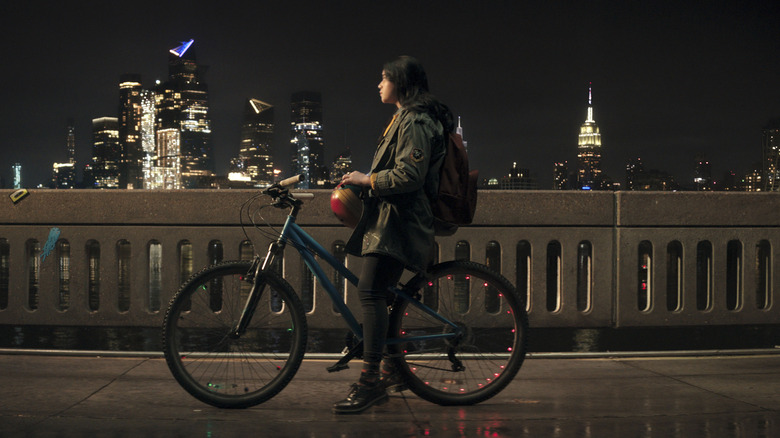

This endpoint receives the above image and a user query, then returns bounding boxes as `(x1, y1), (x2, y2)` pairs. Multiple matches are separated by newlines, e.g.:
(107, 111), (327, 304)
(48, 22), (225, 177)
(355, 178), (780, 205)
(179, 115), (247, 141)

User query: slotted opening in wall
(516, 241), (531, 312)
(485, 241), (501, 313)
(576, 241), (592, 312)
(86, 240), (100, 312)
(0, 238), (10, 310)
(148, 240), (162, 312)
(117, 240), (131, 312)
(546, 241), (561, 312)
(301, 256), (314, 313)
(725, 240), (743, 311)
(239, 240), (254, 261)
(207, 240), (223, 312)
(57, 240), (71, 311)
(270, 251), (285, 313)
(454, 240), (471, 313)
(332, 240), (347, 314)
(178, 240), (193, 312)
(666, 241), (683, 312)
(422, 242), (440, 310)
(26, 239), (40, 310)
(696, 241), (713, 311)
(638, 241), (652, 312)
(756, 240), (772, 310)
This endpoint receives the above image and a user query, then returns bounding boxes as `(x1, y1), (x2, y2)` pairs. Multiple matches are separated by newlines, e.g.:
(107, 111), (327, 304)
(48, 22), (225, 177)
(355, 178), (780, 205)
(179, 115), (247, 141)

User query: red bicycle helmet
(330, 184), (363, 228)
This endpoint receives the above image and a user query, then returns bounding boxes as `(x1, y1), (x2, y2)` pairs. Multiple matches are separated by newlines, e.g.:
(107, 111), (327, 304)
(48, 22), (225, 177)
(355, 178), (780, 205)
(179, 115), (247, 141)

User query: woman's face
(378, 71), (400, 107)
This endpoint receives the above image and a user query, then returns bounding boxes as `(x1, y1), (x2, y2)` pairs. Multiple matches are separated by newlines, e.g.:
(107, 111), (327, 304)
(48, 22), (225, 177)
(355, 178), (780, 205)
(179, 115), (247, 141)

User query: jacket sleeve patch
(411, 148), (425, 162)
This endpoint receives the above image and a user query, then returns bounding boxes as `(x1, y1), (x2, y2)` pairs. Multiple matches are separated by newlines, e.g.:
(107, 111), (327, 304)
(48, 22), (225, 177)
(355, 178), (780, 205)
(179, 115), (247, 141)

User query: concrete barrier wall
(1, 189), (778, 328)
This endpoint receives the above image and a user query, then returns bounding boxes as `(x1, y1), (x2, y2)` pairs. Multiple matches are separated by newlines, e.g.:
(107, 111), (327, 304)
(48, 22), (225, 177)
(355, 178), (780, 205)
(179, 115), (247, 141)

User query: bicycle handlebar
(261, 174), (314, 209)
(278, 174), (303, 188)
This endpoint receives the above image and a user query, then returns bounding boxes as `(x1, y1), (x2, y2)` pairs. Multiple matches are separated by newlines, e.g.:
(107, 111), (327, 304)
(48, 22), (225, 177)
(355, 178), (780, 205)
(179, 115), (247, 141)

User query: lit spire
(456, 116), (468, 150)
(586, 82), (594, 123)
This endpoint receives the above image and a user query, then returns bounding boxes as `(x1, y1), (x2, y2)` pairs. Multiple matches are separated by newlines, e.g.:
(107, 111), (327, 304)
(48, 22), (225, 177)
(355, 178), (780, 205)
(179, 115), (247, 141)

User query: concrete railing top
(3, 189), (780, 228)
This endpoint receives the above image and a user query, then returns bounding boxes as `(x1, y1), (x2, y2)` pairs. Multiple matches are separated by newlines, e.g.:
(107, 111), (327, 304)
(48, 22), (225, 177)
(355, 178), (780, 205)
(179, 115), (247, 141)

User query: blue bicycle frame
(276, 213), (461, 346)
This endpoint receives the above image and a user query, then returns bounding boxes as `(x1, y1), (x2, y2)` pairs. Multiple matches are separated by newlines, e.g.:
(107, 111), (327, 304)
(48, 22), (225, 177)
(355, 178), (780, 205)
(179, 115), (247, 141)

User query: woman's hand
(341, 171), (371, 187)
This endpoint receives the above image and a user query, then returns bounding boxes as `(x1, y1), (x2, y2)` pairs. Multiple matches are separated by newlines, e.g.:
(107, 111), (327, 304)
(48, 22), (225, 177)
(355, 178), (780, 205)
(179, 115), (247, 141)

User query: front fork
(230, 241), (283, 338)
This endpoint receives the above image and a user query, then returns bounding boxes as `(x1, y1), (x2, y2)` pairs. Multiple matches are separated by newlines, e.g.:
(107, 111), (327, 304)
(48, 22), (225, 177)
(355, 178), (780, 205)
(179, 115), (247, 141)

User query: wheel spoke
(388, 261), (528, 405)
(163, 261), (307, 408)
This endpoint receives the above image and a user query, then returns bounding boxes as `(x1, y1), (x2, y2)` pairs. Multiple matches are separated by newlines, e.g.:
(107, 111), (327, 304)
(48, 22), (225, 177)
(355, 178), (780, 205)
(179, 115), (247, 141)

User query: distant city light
(228, 172), (251, 182)
(169, 39), (194, 57)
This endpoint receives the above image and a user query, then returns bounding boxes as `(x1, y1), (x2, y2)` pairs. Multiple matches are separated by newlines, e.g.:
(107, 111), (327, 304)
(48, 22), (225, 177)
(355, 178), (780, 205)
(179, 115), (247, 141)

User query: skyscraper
(761, 118), (780, 191)
(66, 118), (76, 164)
(625, 158), (644, 190)
(577, 84), (603, 190)
(146, 128), (182, 189)
(693, 155), (713, 191)
(90, 117), (121, 189)
(140, 89), (156, 187)
(553, 162), (569, 190)
(155, 40), (213, 188)
(290, 91), (325, 188)
(12, 163), (22, 189)
(52, 119), (78, 189)
(239, 98), (275, 186)
(119, 74), (144, 189)
(499, 162), (537, 189)
(330, 147), (353, 184)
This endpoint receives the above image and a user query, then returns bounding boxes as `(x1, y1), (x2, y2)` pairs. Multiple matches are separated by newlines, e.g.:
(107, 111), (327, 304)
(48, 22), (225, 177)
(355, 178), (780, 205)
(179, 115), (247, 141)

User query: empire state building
(577, 84), (603, 190)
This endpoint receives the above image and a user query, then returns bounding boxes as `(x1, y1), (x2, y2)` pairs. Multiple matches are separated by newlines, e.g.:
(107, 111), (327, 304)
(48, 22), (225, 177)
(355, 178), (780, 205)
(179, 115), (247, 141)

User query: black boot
(381, 360), (408, 393)
(332, 383), (388, 414)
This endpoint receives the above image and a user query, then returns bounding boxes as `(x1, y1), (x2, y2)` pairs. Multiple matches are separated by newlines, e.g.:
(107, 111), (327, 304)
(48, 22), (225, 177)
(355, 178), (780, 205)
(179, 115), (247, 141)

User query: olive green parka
(345, 108), (446, 272)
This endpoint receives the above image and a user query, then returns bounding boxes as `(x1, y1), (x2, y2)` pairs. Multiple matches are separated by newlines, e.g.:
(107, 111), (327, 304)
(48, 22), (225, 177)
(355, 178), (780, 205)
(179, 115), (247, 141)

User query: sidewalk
(1, 353), (779, 437)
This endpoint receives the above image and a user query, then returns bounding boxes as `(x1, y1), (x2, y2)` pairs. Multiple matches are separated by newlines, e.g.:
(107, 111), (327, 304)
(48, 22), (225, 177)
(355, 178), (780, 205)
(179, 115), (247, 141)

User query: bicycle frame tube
(280, 216), (363, 337)
(278, 214), (461, 346)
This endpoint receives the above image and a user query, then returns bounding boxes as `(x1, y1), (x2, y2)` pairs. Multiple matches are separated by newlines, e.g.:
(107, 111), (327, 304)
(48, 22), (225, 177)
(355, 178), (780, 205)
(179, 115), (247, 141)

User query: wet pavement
(1, 352), (779, 437)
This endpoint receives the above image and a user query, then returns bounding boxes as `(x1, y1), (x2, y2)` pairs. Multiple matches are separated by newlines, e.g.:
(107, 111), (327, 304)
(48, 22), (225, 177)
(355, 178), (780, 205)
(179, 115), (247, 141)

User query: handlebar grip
(279, 174), (303, 188)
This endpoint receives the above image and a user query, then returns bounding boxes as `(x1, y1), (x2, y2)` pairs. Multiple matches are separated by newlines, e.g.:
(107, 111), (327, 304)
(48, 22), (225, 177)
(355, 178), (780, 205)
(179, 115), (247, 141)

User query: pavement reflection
(1, 353), (778, 437)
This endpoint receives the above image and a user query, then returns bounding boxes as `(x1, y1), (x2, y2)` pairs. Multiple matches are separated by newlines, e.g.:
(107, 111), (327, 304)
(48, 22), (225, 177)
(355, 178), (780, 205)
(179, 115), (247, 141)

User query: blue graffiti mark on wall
(41, 227), (61, 263)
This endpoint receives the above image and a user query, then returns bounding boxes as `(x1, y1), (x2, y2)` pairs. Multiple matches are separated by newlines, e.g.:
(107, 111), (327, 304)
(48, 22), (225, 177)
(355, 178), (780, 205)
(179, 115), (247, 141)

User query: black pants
(358, 254), (405, 364)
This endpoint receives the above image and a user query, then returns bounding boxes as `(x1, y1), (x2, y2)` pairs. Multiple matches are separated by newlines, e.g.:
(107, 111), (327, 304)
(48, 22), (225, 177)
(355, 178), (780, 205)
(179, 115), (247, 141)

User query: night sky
(1, 1), (779, 189)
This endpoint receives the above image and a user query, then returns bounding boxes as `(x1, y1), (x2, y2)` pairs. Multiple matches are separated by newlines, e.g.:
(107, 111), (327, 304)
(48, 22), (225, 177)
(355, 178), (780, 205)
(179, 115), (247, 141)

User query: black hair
(383, 56), (455, 133)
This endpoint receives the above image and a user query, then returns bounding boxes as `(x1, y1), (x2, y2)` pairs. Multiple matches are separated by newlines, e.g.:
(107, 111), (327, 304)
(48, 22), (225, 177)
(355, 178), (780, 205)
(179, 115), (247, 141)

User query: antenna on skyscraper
(586, 82), (594, 123)
(588, 82), (592, 105)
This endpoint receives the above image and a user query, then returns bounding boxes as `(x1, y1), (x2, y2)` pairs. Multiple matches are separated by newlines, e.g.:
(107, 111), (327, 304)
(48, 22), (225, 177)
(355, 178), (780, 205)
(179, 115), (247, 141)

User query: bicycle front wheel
(387, 260), (528, 406)
(162, 261), (307, 408)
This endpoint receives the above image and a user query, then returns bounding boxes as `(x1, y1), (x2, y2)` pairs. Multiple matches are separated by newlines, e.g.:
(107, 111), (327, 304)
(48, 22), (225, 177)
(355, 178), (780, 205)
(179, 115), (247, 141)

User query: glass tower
(119, 74), (144, 189)
(240, 98), (275, 186)
(762, 118), (780, 191)
(66, 118), (76, 164)
(90, 117), (121, 189)
(290, 91), (325, 188)
(52, 119), (78, 189)
(155, 40), (213, 188)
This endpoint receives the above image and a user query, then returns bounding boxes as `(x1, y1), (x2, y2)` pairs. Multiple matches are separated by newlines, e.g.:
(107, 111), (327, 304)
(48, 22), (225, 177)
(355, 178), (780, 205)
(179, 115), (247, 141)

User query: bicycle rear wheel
(162, 260), (307, 408)
(387, 260), (528, 405)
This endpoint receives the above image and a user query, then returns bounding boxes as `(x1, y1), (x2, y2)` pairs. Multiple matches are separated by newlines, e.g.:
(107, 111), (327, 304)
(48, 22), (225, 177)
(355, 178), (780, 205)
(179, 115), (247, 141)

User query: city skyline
(1, 1), (779, 189)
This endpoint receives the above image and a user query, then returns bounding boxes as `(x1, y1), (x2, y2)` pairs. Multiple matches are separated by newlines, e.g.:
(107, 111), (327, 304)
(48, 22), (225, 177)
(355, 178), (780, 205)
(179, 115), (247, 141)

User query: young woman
(334, 56), (454, 414)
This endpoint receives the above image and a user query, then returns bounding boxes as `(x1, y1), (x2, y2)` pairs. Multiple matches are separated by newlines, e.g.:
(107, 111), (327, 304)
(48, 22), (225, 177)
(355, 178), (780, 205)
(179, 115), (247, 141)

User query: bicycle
(162, 175), (529, 409)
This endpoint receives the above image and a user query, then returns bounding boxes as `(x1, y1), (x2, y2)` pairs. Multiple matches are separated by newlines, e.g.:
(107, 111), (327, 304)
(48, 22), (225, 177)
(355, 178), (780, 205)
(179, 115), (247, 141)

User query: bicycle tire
(387, 260), (528, 406)
(162, 260), (307, 408)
